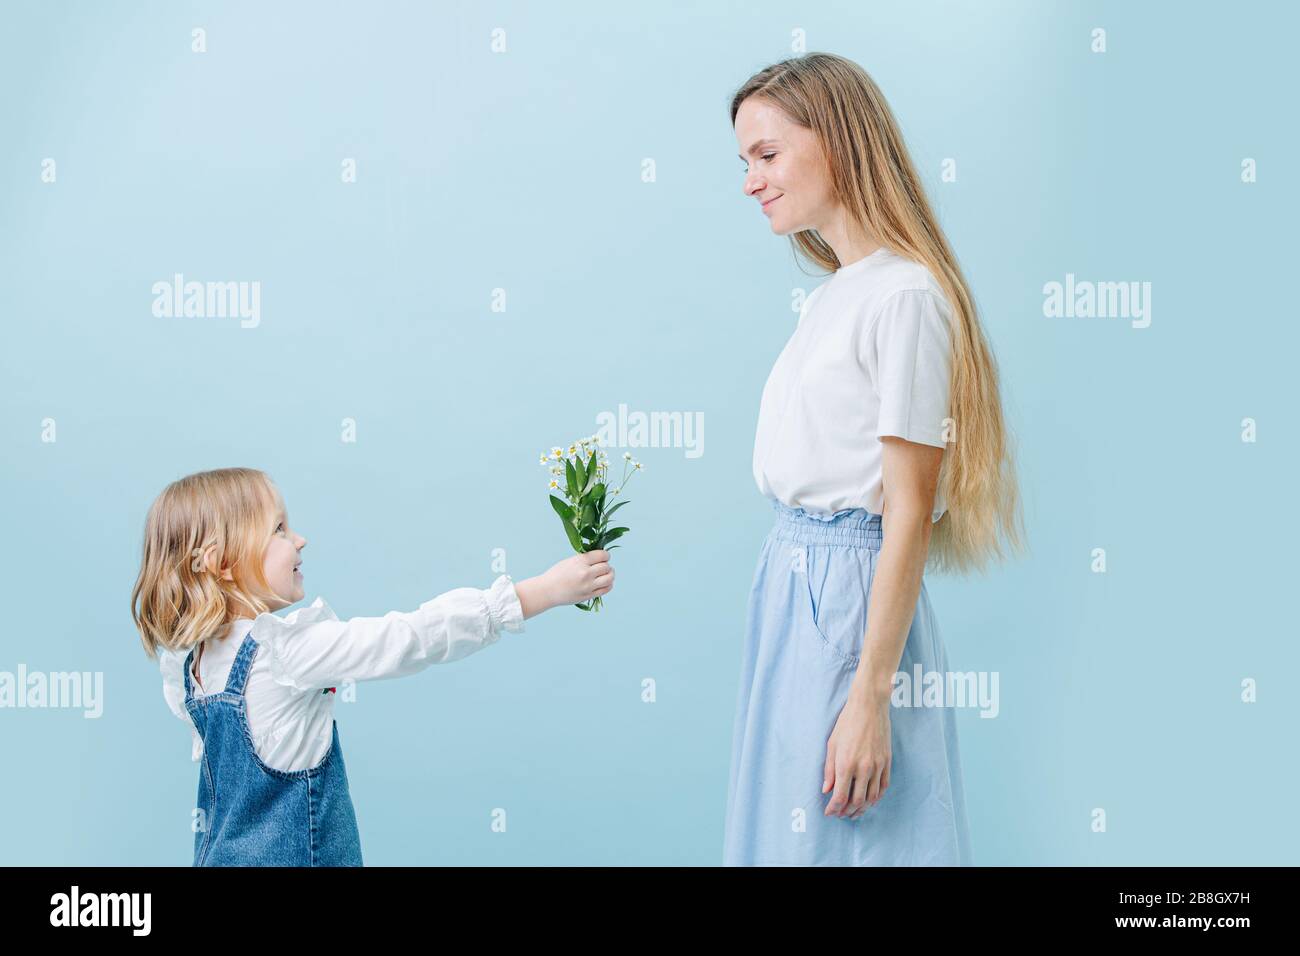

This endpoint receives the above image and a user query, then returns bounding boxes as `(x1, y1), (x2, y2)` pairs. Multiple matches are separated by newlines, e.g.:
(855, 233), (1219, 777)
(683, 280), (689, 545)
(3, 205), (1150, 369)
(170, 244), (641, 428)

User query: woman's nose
(743, 172), (764, 196)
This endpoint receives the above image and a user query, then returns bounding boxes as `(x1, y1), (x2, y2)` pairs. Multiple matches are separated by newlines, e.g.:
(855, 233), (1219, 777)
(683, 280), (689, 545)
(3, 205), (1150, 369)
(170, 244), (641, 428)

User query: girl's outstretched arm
(252, 551), (613, 692)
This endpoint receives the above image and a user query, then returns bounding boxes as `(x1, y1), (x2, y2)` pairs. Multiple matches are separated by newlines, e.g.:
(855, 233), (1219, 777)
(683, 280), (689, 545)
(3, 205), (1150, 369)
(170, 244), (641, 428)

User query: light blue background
(2, 0), (1296, 865)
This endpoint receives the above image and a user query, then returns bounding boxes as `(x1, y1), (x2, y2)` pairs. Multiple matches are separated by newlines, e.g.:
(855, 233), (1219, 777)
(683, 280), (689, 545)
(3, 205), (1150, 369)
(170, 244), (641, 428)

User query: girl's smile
(264, 497), (307, 609)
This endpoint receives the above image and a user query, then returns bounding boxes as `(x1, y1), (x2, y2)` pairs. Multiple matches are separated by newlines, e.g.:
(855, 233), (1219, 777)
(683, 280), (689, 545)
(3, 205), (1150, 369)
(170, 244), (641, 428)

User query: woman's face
(735, 97), (835, 236)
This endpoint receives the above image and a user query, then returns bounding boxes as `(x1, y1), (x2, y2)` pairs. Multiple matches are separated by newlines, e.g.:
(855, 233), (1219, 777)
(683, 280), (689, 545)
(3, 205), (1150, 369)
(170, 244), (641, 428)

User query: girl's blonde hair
(731, 52), (1026, 574)
(132, 467), (282, 658)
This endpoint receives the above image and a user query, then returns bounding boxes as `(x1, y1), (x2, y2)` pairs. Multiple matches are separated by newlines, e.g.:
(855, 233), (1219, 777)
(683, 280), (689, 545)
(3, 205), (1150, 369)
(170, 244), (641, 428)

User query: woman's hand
(516, 550), (614, 618)
(823, 681), (892, 818)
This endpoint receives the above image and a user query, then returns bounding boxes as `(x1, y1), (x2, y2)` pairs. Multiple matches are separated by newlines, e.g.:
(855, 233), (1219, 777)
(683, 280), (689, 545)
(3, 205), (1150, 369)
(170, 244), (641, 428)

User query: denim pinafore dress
(183, 629), (364, 866)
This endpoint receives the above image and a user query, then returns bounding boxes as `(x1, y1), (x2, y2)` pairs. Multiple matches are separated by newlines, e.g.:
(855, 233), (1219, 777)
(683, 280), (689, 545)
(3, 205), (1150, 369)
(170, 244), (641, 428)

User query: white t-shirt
(158, 574), (524, 773)
(752, 246), (954, 521)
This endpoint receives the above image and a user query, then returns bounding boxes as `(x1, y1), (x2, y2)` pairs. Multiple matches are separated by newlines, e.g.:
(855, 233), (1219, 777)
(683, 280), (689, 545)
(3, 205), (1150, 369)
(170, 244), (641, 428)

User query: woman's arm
(823, 436), (943, 819)
(857, 437), (942, 694)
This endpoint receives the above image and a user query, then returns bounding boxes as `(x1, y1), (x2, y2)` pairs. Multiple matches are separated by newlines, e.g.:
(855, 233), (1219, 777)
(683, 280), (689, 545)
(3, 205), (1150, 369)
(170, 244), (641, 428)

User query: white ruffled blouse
(158, 574), (525, 773)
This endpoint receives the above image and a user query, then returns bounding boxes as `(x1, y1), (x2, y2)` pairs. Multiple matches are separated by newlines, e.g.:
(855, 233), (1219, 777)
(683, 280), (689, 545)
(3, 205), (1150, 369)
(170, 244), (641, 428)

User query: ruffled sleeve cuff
(249, 596), (341, 695)
(485, 574), (525, 635)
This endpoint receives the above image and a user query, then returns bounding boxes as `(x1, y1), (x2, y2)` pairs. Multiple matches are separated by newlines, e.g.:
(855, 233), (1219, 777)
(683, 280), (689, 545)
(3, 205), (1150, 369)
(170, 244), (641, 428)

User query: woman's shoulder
(819, 251), (949, 320)
(866, 251), (946, 301)
(854, 258), (953, 342)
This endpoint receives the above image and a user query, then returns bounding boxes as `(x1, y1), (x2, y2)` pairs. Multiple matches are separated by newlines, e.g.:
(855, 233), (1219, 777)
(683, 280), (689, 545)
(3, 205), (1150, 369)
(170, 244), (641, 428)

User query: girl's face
(735, 96), (836, 236)
(261, 497), (307, 610)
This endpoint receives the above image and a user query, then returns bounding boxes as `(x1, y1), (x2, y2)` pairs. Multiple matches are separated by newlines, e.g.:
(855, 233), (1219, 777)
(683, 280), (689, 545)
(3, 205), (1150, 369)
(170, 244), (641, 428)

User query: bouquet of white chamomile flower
(539, 435), (643, 611)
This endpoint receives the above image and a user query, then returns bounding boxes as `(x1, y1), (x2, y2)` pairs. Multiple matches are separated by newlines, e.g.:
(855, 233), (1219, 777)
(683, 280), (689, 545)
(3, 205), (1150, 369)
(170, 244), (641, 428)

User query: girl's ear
(191, 545), (214, 575)
(192, 543), (235, 581)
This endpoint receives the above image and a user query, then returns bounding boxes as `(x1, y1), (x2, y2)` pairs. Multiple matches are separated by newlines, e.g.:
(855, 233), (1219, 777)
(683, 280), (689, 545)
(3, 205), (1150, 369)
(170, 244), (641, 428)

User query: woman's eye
(275, 522), (285, 534)
(761, 153), (775, 162)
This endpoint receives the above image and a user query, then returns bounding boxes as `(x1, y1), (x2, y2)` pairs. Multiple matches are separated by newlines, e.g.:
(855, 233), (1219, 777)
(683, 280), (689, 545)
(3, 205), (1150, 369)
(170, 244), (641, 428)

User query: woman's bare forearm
(852, 503), (933, 701)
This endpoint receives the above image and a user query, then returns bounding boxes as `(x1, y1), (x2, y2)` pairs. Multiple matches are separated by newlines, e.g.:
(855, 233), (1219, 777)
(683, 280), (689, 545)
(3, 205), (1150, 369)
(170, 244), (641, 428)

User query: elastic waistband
(768, 499), (883, 550)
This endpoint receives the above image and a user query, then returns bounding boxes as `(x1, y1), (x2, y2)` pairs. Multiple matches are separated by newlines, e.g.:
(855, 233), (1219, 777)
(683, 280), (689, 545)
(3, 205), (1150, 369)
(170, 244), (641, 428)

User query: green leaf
(582, 461), (599, 496)
(549, 495), (574, 523)
(579, 501), (595, 530)
(573, 454), (587, 492)
(575, 600), (592, 611)
(594, 527), (629, 548)
(564, 458), (577, 498)
(602, 500), (630, 521)
(561, 520), (585, 554)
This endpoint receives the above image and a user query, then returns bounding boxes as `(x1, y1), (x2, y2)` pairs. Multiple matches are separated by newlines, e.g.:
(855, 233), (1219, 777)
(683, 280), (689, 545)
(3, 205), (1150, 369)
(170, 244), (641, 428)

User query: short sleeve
(867, 289), (953, 448)
(252, 574), (526, 692)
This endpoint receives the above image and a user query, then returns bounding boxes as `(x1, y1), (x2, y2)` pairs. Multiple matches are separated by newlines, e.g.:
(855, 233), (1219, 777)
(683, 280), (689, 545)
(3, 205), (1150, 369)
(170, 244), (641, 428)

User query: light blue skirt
(723, 499), (974, 866)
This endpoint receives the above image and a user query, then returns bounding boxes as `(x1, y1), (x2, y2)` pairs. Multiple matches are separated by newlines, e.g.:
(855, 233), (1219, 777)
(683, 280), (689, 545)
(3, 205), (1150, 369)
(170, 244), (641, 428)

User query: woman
(724, 53), (1024, 866)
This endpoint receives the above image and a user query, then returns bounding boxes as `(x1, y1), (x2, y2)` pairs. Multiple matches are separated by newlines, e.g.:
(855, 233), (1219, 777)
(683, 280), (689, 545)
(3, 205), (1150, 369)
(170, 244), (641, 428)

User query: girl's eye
(275, 522), (285, 534)
(742, 153), (777, 173)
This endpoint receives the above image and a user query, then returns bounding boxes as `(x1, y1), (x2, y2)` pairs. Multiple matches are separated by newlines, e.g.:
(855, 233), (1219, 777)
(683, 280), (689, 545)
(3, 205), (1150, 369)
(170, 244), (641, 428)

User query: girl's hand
(822, 683), (892, 818)
(516, 550), (614, 618)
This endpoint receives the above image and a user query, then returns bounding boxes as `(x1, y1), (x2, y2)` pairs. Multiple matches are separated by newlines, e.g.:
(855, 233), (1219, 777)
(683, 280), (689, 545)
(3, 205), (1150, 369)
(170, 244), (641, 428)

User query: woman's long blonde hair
(132, 467), (282, 658)
(731, 52), (1025, 574)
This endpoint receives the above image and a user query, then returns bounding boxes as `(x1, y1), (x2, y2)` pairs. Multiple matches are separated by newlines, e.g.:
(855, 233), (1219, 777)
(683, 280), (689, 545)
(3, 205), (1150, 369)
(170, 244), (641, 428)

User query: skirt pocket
(797, 542), (876, 666)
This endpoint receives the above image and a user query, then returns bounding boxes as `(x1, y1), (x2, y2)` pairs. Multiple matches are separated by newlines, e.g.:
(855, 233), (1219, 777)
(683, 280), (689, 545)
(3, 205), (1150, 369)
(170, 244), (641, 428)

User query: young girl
(132, 466), (614, 866)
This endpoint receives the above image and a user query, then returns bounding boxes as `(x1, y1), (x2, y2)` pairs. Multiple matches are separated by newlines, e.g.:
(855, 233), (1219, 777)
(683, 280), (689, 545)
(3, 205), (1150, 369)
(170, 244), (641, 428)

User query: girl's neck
(223, 598), (261, 623)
